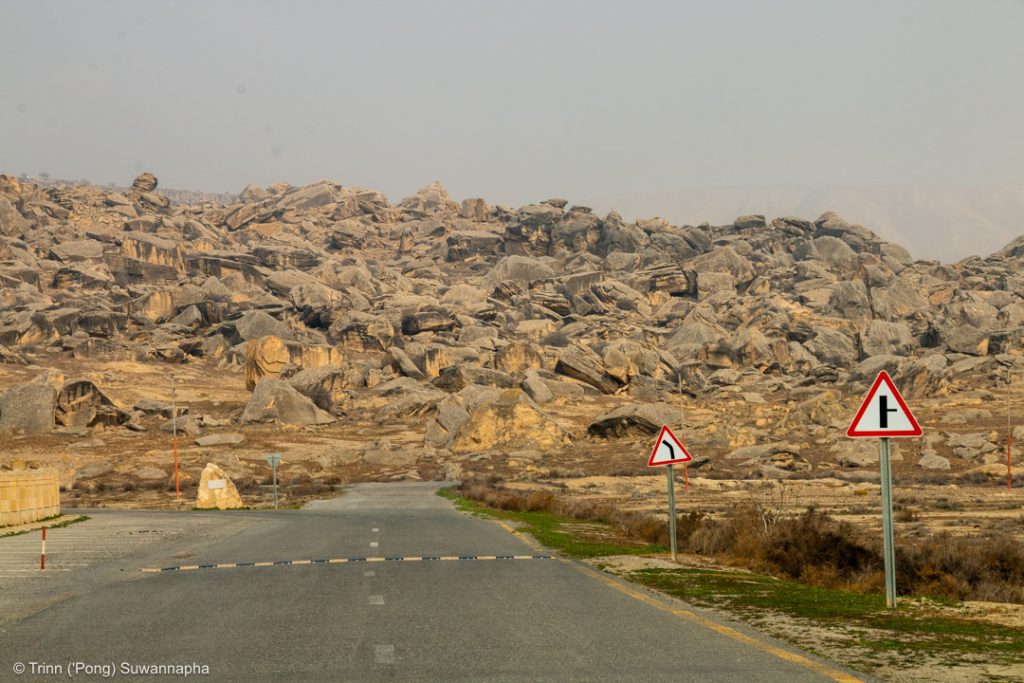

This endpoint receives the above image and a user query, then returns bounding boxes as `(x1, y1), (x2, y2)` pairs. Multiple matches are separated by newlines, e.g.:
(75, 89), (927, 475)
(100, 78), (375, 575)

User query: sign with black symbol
(847, 371), (923, 438)
(647, 425), (694, 466)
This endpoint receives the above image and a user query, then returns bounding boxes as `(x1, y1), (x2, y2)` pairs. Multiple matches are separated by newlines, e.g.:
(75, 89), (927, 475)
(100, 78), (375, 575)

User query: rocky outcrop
(240, 379), (335, 426)
(0, 383), (55, 433)
(244, 335), (344, 390)
(450, 389), (571, 454)
(195, 463), (244, 509)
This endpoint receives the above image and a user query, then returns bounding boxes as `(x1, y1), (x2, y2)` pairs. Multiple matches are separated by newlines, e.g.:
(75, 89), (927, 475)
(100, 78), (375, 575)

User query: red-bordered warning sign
(847, 371), (923, 438)
(648, 425), (693, 466)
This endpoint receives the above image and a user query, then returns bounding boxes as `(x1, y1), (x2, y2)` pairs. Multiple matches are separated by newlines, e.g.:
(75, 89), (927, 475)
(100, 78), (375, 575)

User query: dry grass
(458, 481), (1024, 605)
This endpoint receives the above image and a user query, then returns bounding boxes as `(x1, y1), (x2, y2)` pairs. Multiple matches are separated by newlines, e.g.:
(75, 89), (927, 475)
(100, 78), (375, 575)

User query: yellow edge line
(178, 565), (199, 571)
(564, 560), (862, 683)
(328, 558), (348, 564)
(253, 562), (273, 567)
(292, 560), (311, 565)
(141, 568), (159, 573)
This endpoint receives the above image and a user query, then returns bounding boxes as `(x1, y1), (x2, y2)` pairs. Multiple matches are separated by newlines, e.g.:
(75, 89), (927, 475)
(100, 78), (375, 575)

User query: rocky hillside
(1, 172), (1022, 494)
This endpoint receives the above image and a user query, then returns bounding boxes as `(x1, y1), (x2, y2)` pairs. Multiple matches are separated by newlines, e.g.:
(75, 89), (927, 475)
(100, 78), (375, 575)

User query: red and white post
(40, 526), (46, 571)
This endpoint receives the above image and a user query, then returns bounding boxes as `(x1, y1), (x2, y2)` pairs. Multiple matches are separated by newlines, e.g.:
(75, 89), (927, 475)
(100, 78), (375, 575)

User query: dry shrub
(763, 508), (878, 582)
(455, 481), (1024, 604)
(901, 534), (1024, 603)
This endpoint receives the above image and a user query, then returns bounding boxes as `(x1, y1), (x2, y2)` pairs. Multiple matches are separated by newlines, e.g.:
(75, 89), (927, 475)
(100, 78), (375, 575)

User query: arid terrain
(1, 172), (1022, 544)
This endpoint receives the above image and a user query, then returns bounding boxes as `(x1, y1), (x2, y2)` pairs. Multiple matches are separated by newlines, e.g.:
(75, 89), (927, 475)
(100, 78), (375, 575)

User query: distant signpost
(265, 453), (283, 509)
(647, 426), (693, 563)
(847, 371), (923, 608)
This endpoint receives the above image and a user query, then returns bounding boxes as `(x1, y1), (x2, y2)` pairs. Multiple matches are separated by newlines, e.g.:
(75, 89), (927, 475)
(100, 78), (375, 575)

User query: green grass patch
(438, 486), (666, 558)
(0, 514), (89, 538)
(630, 567), (1024, 665)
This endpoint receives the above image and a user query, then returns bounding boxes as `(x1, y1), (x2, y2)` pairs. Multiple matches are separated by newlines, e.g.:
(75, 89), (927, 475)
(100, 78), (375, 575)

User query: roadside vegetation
(448, 482), (1024, 605)
(0, 514), (89, 538)
(441, 483), (1024, 680)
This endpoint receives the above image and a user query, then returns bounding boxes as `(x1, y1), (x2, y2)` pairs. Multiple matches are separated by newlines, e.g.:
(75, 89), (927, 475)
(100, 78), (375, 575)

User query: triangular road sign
(847, 371), (923, 438)
(648, 425), (693, 466)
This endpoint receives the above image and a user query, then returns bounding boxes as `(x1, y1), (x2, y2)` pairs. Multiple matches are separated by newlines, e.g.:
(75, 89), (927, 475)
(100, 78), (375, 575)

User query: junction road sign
(847, 371), (923, 438)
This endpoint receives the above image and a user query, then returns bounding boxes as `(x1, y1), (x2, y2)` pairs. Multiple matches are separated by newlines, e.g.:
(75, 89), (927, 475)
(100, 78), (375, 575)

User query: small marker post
(265, 453), (283, 509)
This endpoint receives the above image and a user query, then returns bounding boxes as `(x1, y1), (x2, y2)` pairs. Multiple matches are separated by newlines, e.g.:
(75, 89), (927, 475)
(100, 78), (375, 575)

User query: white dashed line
(374, 644), (395, 664)
(372, 528), (379, 533)
(369, 541), (379, 548)
(368, 595), (384, 605)
(364, 570), (375, 577)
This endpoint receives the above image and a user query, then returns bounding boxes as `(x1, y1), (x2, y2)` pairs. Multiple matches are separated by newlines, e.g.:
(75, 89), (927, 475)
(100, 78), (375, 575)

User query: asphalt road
(0, 483), (865, 682)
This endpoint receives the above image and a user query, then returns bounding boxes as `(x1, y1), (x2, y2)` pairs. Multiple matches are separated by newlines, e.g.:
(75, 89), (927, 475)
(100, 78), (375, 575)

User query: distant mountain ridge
(584, 185), (1024, 264)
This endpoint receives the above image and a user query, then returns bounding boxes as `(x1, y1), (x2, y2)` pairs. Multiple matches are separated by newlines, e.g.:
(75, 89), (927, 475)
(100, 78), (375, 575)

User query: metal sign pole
(880, 437), (897, 608)
(272, 459), (279, 510)
(171, 375), (180, 500)
(667, 463), (677, 563)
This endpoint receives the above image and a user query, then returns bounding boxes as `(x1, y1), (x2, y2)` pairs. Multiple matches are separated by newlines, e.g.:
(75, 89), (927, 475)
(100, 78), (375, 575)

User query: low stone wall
(0, 469), (60, 527)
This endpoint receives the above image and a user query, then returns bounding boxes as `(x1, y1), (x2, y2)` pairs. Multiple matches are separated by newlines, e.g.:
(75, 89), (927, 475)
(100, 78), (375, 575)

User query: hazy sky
(2, 0), (1022, 206)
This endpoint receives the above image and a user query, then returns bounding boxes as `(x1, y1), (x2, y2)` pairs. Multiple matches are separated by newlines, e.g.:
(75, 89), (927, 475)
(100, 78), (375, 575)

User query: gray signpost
(647, 425), (692, 564)
(265, 453), (283, 509)
(666, 464), (678, 562)
(847, 371), (922, 609)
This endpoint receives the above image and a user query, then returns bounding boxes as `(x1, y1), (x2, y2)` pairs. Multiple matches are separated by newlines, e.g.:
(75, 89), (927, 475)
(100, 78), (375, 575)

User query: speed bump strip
(142, 554), (553, 573)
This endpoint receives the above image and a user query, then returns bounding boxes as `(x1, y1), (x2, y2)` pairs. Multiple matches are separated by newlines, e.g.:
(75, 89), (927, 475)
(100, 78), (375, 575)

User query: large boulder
(398, 181), (460, 216)
(588, 402), (677, 438)
(450, 389), (571, 454)
(484, 255), (555, 288)
(240, 379), (335, 426)
(860, 321), (915, 357)
(555, 345), (622, 394)
(287, 366), (351, 415)
(222, 311), (292, 346)
(195, 463), (244, 509)
(0, 383), (55, 433)
(686, 245), (754, 282)
(0, 195), (29, 236)
(55, 381), (127, 428)
(244, 336), (343, 390)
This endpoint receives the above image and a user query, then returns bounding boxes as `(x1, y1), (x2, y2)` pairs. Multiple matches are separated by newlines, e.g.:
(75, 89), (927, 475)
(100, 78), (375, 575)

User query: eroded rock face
(195, 463), (243, 509)
(5, 171), (1024, 480)
(588, 403), (678, 438)
(240, 379), (335, 426)
(55, 381), (127, 428)
(450, 389), (571, 454)
(244, 335), (343, 390)
(0, 383), (55, 433)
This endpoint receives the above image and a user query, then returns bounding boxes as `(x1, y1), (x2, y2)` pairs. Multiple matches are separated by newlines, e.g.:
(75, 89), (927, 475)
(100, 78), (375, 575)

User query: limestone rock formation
(195, 463), (243, 509)
(450, 389), (571, 454)
(240, 379), (335, 426)
(0, 383), (55, 433)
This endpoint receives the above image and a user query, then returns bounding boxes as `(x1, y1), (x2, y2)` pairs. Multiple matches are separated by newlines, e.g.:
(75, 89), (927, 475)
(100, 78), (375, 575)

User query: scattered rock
(195, 433), (246, 447)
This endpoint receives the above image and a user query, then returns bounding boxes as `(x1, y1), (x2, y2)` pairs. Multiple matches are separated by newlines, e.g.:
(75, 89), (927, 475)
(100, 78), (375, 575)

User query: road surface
(0, 482), (864, 682)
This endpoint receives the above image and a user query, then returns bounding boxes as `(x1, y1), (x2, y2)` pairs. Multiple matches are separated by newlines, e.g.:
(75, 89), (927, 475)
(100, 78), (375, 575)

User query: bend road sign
(847, 370), (923, 438)
(648, 425), (693, 466)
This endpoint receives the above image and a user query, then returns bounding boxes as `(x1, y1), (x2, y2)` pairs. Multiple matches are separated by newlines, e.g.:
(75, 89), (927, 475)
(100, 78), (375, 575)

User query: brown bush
(455, 480), (1024, 604)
